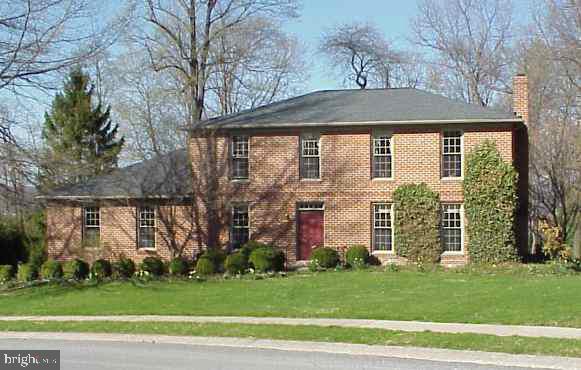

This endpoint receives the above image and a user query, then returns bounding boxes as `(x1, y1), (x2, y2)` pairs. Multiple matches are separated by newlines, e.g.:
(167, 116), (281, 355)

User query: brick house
(44, 76), (529, 266)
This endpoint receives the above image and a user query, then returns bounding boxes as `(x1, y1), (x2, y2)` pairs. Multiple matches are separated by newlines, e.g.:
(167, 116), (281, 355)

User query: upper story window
(442, 204), (463, 252)
(230, 135), (249, 180)
(442, 131), (463, 178)
(231, 203), (250, 249)
(373, 203), (393, 252)
(372, 133), (393, 178)
(83, 207), (100, 245)
(300, 134), (320, 179)
(138, 206), (156, 249)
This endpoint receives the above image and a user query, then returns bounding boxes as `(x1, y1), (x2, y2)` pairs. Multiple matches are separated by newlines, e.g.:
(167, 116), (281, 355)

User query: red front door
(297, 210), (324, 260)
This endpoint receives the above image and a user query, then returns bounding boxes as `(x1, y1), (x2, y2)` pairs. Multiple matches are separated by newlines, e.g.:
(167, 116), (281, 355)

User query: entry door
(297, 210), (324, 260)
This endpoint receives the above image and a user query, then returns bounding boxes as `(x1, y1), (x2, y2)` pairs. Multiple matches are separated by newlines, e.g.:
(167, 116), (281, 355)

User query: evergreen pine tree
(41, 68), (124, 189)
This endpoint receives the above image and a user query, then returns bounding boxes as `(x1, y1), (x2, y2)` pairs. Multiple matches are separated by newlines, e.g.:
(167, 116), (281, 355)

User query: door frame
(296, 201), (325, 261)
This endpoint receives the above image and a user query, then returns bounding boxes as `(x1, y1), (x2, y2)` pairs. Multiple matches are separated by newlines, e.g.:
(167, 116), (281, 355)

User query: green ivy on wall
(394, 183), (442, 263)
(463, 141), (519, 263)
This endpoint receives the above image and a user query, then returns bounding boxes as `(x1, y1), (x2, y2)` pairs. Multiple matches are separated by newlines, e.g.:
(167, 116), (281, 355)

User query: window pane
(83, 207), (100, 245)
(442, 204), (462, 252)
(231, 204), (250, 249)
(301, 156), (320, 179)
(139, 228), (155, 249)
(138, 207), (156, 249)
(231, 157), (249, 179)
(442, 132), (462, 177)
(231, 136), (249, 179)
(443, 154), (462, 177)
(373, 204), (392, 251)
(372, 136), (392, 178)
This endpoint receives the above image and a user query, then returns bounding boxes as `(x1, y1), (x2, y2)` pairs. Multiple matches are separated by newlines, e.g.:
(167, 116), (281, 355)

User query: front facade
(45, 79), (529, 266)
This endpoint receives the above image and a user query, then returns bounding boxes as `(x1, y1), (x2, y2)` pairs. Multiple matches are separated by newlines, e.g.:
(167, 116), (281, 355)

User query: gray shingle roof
(196, 88), (518, 130)
(43, 149), (192, 199)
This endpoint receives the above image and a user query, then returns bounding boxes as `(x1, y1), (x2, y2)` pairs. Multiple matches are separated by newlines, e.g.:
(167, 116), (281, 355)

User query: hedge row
(310, 245), (371, 270)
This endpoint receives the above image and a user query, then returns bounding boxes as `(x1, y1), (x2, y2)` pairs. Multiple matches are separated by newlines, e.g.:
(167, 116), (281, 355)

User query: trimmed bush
(202, 248), (226, 272)
(225, 252), (248, 275)
(394, 183), (442, 263)
(345, 245), (370, 268)
(249, 245), (285, 272)
(112, 257), (136, 279)
(168, 257), (190, 276)
(195, 256), (215, 275)
(310, 247), (340, 269)
(91, 259), (112, 279)
(0, 265), (14, 282)
(240, 241), (265, 259)
(464, 141), (519, 263)
(140, 256), (164, 276)
(63, 259), (90, 280)
(17, 263), (38, 282)
(41, 259), (63, 280)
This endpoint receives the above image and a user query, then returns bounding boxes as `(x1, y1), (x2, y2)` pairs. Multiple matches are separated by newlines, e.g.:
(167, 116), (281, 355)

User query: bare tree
(412, 0), (514, 106)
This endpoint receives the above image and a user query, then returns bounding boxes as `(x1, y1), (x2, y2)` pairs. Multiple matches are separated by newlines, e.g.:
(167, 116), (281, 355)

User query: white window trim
(372, 202), (395, 254)
(231, 202), (251, 246)
(441, 129), (464, 180)
(441, 203), (465, 255)
(230, 135), (250, 182)
(82, 206), (100, 244)
(300, 133), (321, 180)
(371, 130), (394, 180)
(137, 206), (157, 251)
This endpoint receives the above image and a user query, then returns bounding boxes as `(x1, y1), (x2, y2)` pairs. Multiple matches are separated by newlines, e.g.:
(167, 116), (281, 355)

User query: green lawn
(1, 321), (581, 358)
(0, 270), (580, 327)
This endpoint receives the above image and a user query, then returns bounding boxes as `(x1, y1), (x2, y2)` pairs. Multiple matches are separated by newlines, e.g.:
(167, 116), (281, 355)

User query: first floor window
(442, 204), (463, 252)
(442, 131), (462, 178)
(230, 135), (249, 179)
(300, 134), (320, 179)
(138, 206), (156, 249)
(372, 134), (392, 178)
(231, 203), (249, 249)
(83, 207), (100, 245)
(373, 203), (393, 251)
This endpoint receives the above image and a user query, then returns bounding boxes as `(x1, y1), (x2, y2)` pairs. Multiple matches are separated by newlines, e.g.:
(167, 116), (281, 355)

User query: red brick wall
(189, 124), (520, 265)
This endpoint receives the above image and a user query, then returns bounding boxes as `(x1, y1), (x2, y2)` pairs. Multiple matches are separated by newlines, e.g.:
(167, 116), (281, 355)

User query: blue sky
(282, 0), (532, 92)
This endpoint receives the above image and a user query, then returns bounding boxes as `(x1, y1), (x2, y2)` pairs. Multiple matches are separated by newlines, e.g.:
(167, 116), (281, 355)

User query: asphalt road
(0, 338), (546, 370)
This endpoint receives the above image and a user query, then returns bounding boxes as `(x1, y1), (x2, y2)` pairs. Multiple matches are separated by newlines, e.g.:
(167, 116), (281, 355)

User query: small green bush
(140, 256), (164, 276)
(168, 257), (190, 276)
(196, 256), (215, 275)
(112, 257), (136, 279)
(240, 241), (265, 259)
(225, 252), (248, 275)
(17, 263), (38, 282)
(63, 259), (90, 280)
(249, 246), (285, 272)
(91, 259), (112, 279)
(0, 265), (14, 282)
(310, 247), (340, 269)
(202, 248), (226, 272)
(345, 245), (370, 268)
(41, 259), (63, 280)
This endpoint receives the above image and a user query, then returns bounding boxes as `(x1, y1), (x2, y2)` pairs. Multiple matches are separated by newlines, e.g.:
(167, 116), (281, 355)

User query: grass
(1, 320), (580, 358)
(0, 269), (580, 327)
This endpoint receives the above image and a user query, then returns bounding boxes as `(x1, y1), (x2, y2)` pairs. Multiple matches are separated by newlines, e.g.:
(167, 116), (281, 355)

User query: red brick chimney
(513, 74), (529, 124)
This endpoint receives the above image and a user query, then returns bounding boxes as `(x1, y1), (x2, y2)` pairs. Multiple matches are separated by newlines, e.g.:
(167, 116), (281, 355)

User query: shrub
(112, 257), (136, 279)
(240, 241), (265, 259)
(225, 252), (248, 275)
(394, 183), (442, 263)
(140, 256), (164, 276)
(310, 247), (340, 269)
(91, 259), (112, 279)
(168, 257), (190, 276)
(539, 221), (572, 262)
(202, 248), (226, 272)
(0, 265), (14, 282)
(345, 245), (370, 268)
(464, 141), (519, 263)
(17, 263), (38, 282)
(195, 256), (215, 275)
(41, 259), (63, 280)
(63, 259), (89, 280)
(249, 245), (285, 272)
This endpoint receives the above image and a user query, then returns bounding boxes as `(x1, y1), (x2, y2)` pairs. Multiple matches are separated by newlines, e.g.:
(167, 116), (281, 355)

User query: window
(300, 134), (320, 179)
(138, 206), (156, 249)
(231, 204), (249, 249)
(372, 134), (392, 178)
(373, 203), (393, 251)
(442, 204), (463, 252)
(83, 207), (100, 245)
(230, 135), (249, 179)
(442, 131), (463, 178)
